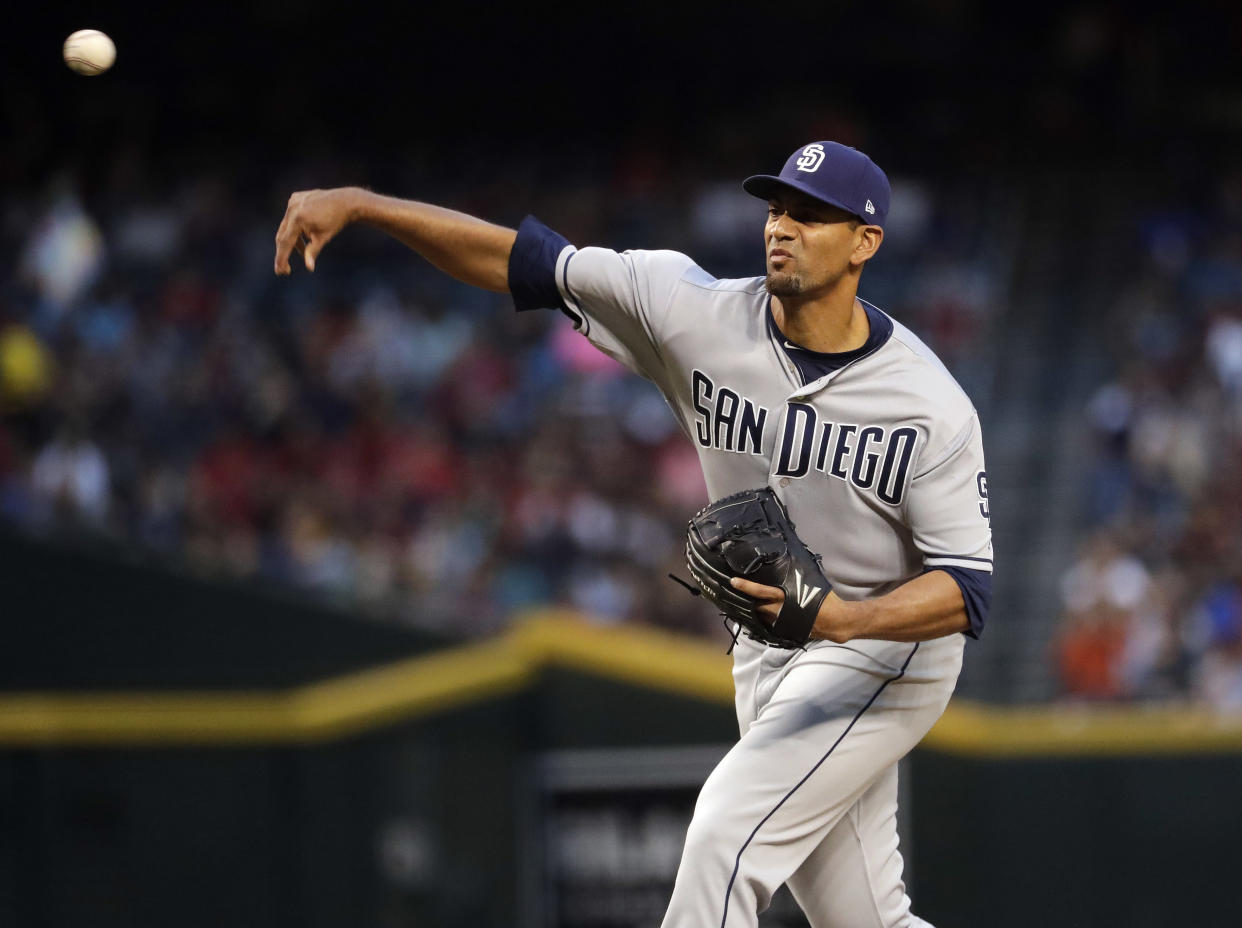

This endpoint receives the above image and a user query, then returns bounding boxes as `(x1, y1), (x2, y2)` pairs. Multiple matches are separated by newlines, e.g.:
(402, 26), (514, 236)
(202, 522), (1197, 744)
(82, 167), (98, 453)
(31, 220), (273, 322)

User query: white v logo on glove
(791, 569), (821, 609)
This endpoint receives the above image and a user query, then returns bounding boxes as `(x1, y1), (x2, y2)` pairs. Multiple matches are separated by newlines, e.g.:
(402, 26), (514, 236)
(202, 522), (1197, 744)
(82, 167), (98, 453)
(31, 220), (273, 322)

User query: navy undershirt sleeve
(507, 215), (572, 314)
(926, 565), (991, 639)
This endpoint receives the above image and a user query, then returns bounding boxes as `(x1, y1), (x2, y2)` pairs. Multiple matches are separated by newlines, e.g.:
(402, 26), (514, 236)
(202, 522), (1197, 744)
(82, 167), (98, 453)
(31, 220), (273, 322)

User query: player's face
(763, 194), (872, 298)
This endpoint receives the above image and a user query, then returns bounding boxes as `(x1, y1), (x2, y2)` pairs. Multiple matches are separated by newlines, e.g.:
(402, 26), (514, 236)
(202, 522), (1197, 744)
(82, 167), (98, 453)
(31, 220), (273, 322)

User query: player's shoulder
(681, 271), (767, 296)
(866, 304), (978, 423)
(618, 248), (766, 295)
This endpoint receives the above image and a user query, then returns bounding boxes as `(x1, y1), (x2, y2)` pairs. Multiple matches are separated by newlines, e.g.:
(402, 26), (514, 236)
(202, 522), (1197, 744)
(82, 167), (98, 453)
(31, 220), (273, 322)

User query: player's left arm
(733, 413), (992, 644)
(732, 569), (968, 644)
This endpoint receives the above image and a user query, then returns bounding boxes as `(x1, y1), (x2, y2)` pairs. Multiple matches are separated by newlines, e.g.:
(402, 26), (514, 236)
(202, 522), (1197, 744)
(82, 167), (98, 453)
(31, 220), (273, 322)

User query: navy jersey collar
(767, 297), (893, 382)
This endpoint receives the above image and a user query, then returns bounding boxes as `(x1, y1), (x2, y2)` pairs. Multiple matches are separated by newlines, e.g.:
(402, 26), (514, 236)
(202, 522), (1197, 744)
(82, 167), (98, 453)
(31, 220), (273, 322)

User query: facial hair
(765, 263), (847, 299)
(764, 271), (803, 297)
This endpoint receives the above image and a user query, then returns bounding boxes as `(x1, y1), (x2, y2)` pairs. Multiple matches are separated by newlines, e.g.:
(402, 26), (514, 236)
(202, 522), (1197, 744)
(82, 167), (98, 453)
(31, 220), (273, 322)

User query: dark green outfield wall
(0, 680), (739, 928)
(908, 750), (1242, 928)
(0, 527), (441, 690)
(0, 699), (533, 928)
(6, 681), (1240, 928)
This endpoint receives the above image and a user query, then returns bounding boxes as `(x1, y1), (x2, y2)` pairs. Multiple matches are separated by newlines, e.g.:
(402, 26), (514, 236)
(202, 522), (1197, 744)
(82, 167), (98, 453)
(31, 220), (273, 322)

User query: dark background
(12, 3), (1240, 187)
(3, 2), (1242, 926)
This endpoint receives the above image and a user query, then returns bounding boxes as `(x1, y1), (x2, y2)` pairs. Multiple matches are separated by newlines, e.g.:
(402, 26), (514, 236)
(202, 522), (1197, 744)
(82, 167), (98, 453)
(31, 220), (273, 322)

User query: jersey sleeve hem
(924, 565), (992, 639)
(923, 554), (993, 574)
(508, 215), (578, 318)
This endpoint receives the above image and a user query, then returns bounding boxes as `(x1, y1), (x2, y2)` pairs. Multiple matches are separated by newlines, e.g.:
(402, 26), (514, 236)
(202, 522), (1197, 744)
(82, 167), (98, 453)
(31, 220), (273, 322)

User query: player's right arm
(273, 187), (515, 291)
(275, 190), (701, 384)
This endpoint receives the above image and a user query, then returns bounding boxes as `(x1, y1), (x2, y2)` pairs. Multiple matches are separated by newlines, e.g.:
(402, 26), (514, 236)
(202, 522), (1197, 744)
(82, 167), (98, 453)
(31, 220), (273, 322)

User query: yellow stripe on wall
(922, 699), (1242, 758)
(508, 610), (735, 706)
(2, 610), (1240, 755)
(0, 639), (534, 746)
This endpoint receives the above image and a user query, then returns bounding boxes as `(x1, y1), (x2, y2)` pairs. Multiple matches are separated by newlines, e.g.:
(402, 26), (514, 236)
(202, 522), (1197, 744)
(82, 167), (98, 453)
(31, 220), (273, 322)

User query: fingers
(303, 231), (329, 272)
(274, 197), (301, 276)
(731, 577), (783, 623)
(731, 577), (783, 602)
(274, 190), (340, 274)
(274, 191), (309, 276)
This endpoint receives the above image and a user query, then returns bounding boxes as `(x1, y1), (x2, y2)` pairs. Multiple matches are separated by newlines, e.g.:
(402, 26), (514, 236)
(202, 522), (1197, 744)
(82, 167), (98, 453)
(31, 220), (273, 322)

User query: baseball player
(274, 140), (992, 928)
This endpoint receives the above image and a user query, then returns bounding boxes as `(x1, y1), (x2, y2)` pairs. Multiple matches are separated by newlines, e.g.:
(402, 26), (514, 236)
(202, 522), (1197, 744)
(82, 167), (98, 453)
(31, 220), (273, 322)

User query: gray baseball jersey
(535, 236), (992, 596)
(509, 216), (990, 928)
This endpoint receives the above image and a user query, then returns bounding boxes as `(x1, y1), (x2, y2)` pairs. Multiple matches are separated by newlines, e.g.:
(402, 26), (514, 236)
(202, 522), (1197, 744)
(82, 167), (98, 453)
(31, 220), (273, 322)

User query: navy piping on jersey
(559, 250), (584, 327)
(933, 554), (992, 566)
(718, 642), (921, 928)
(768, 297), (894, 385)
(926, 565), (991, 639)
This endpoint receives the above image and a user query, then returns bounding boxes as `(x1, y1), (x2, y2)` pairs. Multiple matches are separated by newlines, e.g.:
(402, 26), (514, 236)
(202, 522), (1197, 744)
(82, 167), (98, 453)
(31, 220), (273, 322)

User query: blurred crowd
(1058, 169), (1242, 709)
(0, 141), (999, 642)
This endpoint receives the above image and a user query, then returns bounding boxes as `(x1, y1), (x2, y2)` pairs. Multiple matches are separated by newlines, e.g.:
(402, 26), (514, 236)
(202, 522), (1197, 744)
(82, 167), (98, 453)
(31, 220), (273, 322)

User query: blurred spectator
(20, 186), (105, 314)
(1056, 534), (1151, 699)
(1071, 166), (1242, 709)
(1188, 577), (1242, 711)
(1206, 312), (1242, 396)
(31, 423), (110, 527)
(0, 321), (54, 407)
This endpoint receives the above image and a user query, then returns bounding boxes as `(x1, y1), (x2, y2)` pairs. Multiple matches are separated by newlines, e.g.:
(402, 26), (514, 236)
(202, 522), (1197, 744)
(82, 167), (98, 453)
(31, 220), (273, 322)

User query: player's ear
(851, 225), (883, 266)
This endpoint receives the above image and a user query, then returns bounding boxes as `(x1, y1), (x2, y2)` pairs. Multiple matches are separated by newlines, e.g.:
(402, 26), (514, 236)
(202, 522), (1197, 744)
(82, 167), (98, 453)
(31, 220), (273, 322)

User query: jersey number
(977, 471), (990, 521)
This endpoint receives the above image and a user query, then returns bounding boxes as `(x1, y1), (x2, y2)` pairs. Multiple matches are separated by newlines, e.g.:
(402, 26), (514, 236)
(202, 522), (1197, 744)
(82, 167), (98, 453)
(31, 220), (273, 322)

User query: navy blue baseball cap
(743, 141), (890, 227)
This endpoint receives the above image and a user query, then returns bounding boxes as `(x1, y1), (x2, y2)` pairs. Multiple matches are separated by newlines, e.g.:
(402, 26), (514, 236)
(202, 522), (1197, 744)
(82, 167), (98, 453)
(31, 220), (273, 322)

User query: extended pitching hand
(274, 188), (357, 275)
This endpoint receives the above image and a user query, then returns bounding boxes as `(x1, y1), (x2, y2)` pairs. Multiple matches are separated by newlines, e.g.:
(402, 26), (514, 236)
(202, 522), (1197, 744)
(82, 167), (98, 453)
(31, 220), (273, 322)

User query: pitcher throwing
(275, 140), (993, 927)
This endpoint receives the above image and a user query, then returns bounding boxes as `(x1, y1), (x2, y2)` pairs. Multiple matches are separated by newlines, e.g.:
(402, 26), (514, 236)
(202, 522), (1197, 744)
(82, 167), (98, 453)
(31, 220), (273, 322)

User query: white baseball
(63, 29), (116, 76)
